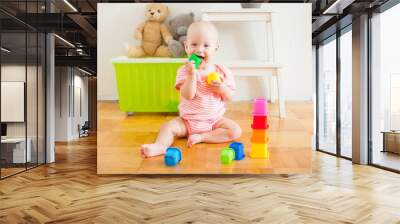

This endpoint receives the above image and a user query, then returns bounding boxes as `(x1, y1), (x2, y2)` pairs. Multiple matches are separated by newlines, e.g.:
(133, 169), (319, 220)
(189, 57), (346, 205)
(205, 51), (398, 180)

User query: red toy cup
(252, 115), (268, 126)
(251, 122), (269, 130)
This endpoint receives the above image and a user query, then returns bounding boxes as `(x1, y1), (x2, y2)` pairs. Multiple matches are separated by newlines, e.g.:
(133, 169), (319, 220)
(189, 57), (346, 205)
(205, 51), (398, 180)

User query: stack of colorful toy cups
(250, 98), (269, 159)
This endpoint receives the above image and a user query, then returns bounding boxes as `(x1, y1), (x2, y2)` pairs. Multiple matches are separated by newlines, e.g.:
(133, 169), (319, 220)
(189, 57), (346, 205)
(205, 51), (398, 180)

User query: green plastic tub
(112, 57), (185, 113)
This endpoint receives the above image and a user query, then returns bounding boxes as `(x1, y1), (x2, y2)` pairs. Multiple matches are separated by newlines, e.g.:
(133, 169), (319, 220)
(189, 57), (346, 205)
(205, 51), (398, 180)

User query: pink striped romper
(175, 64), (236, 135)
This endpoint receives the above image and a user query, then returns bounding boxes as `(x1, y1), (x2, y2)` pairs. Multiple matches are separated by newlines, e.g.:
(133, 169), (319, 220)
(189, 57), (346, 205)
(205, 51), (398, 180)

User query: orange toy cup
(251, 129), (269, 143)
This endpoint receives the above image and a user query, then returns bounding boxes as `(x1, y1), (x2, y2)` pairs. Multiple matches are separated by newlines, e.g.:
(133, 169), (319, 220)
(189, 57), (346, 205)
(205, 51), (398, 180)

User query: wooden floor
(1, 135), (400, 223)
(98, 101), (312, 174)
(1, 167), (25, 178)
(373, 151), (400, 171)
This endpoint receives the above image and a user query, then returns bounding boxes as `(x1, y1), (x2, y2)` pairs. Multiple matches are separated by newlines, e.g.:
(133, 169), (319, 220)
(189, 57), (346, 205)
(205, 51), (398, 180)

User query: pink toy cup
(252, 98), (268, 116)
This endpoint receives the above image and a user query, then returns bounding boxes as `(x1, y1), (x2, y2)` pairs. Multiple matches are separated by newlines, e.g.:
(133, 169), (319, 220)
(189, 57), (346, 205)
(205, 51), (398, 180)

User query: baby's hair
(187, 21), (219, 45)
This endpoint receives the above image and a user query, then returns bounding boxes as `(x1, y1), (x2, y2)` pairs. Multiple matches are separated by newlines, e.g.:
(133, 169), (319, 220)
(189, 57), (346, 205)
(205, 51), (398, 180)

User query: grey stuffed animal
(167, 13), (195, 57)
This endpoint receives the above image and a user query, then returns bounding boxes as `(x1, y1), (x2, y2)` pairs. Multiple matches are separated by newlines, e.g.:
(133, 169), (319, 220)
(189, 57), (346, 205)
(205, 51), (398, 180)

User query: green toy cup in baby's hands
(188, 53), (202, 69)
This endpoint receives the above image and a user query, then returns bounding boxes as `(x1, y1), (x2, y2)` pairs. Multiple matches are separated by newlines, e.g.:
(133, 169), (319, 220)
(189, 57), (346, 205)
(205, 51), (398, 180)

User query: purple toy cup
(252, 98), (268, 116)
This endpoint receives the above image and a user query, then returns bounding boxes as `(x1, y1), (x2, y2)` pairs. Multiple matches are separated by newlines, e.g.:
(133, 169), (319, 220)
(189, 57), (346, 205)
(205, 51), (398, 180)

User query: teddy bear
(167, 13), (195, 58)
(126, 3), (173, 57)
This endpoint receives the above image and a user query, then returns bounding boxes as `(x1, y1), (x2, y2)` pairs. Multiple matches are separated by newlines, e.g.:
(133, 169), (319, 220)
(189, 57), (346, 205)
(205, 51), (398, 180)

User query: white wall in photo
(97, 3), (312, 102)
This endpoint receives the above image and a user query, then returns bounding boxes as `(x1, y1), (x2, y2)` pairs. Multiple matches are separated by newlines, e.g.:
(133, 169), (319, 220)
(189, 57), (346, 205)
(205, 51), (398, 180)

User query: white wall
(76, 74), (89, 123)
(72, 74), (89, 138)
(1, 64), (46, 164)
(98, 3), (312, 101)
(1, 67), (25, 124)
(1, 65), (38, 138)
(54, 67), (89, 141)
(1, 66), (26, 139)
(55, 67), (69, 141)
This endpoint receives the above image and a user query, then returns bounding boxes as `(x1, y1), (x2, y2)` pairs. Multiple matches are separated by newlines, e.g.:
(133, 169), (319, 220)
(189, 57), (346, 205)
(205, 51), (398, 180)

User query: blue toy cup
(164, 147), (182, 166)
(229, 142), (245, 160)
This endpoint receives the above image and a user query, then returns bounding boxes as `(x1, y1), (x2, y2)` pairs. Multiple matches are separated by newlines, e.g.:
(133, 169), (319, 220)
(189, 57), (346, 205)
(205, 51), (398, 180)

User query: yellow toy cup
(207, 72), (221, 85)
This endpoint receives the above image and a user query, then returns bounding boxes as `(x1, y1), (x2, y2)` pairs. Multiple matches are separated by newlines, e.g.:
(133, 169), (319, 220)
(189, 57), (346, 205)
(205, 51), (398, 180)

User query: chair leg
(270, 76), (278, 103)
(276, 70), (286, 118)
(266, 76), (275, 103)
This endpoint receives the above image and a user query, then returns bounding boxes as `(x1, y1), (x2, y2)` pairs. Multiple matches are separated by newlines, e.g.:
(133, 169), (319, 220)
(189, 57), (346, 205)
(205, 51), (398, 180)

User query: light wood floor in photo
(1, 135), (400, 223)
(97, 101), (312, 174)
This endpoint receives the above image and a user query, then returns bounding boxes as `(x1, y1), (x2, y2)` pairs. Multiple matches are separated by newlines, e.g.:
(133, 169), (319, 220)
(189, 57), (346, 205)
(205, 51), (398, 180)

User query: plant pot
(240, 3), (262, 8)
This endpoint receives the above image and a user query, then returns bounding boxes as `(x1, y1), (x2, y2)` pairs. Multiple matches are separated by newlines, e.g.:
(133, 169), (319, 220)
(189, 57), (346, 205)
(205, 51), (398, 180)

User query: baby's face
(185, 25), (218, 64)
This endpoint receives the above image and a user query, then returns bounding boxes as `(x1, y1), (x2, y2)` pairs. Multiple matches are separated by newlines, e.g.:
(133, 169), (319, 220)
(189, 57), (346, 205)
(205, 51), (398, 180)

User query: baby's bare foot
(187, 134), (203, 148)
(140, 143), (166, 157)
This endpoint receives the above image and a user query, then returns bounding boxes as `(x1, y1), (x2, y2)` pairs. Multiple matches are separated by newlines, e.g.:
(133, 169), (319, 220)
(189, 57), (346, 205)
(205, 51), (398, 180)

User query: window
(340, 28), (352, 158)
(0, 1), (47, 179)
(390, 74), (400, 130)
(316, 25), (353, 159)
(370, 2), (400, 171)
(317, 36), (337, 154)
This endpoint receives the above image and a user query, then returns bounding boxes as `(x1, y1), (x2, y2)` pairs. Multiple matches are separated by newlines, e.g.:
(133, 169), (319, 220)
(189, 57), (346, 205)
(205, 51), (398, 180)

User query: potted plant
(240, 2), (263, 8)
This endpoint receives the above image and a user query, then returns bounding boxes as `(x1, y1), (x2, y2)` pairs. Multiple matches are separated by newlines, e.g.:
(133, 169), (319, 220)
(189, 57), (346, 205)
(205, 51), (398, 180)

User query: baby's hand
(209, 80), (226, 94)
(184, 60), (196, 76)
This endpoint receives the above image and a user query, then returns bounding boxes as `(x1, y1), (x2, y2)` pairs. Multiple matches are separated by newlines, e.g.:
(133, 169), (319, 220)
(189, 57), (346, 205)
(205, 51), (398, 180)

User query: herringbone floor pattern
(1, 136), (400, 223)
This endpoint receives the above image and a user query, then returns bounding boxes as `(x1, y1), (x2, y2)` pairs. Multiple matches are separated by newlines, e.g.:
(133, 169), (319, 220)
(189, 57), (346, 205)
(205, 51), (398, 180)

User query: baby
(141, 21), (242, 157)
